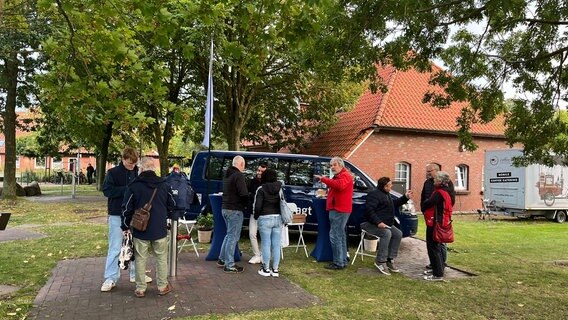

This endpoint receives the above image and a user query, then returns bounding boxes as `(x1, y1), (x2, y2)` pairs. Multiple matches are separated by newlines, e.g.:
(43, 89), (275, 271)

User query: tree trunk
(2, 52), (19, 199)
(154, 123), (172, 177)
(97, 122), (113, 190)
(226, 125), (242, 151)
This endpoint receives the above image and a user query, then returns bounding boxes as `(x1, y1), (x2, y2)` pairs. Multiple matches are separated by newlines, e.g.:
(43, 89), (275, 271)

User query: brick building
(301, 64), (511, 212)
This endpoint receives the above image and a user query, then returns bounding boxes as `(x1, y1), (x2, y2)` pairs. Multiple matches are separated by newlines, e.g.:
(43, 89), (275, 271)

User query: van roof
(198, 150), (333, 160)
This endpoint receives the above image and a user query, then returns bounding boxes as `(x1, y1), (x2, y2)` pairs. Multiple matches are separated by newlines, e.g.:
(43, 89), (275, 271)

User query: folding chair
(351, 225), (379, 265)
(177, 217), (199, 256)
(281, 203), (309, 259)
(281, 222), (309, 259)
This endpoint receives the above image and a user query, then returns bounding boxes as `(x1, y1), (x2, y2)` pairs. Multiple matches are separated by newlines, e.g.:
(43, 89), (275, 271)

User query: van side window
(206, 156), (231, 180)
(289, 159), (314, 186)
(243, 157), (274, 181)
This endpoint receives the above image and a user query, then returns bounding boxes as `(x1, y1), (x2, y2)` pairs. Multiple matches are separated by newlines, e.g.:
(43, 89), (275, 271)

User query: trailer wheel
(555, 211), (567, 223)
(544, 193), (555, 206)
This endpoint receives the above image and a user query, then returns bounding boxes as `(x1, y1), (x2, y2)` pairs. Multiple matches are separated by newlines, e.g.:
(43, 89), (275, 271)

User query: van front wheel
(555, 211), (566, 223)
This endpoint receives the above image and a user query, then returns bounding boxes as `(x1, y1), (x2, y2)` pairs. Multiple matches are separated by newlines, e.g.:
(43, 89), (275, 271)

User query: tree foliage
(0, 0), (46, 198)
(340, 0), (568, 165)
(187, 0), (364, 151)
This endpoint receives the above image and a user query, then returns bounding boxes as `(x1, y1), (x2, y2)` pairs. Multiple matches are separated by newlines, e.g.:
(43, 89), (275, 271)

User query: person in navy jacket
(100, 147), (142, 292)
(121, 157), (176, 298)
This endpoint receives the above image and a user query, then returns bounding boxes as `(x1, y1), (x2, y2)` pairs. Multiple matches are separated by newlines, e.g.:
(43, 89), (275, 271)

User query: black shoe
(425, 264), (432, 269)
(223, 265), (244, 274)
(216, 260), (225, 268)
(324, 263), (345, 270)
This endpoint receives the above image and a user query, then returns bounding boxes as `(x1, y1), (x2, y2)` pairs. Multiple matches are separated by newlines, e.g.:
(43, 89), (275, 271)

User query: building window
(35, 157), (46, 168)
(16, 157), (20, 169)
(52, 157), (63, 170)
(455, 164), (469, 190)
(395, 162), (411, 191)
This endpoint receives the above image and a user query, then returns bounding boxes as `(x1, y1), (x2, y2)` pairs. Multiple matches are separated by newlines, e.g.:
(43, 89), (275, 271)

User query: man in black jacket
(420, 163), (456, 269)
(219, 155), (248, 273)
(121, 157), (176, 297)
(101, 147), (150, 292)
(363, 177), (413, 275)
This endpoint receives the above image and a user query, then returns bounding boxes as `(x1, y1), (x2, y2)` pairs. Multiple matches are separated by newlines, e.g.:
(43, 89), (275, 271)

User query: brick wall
(348, 131), (511, 212)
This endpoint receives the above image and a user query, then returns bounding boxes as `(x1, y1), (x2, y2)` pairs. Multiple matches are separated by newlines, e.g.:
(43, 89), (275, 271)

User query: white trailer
(483, 149), (568, 223)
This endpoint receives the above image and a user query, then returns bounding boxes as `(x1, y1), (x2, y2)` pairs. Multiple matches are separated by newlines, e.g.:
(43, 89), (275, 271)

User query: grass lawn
(1, 185), (567, 319)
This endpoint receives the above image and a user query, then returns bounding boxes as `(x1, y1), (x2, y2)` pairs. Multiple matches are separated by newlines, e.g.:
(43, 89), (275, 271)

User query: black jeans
(426, 226), (444, 277)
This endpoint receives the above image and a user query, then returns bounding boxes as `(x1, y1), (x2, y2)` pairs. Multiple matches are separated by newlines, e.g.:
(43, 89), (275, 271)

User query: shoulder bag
(130, 188), (158, 232)
(279, 189), (293, 225)
(433, 205), (454, 243)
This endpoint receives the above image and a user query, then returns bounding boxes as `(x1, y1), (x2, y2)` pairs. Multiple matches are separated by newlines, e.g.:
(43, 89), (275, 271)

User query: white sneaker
(423, 275), (444, 282)
(130, 275), (153, 283)
(248, 256), (262, 264)
(100, 279), (116, 292)
(258, 267), (271, 277)
(270, 269), (279, 277)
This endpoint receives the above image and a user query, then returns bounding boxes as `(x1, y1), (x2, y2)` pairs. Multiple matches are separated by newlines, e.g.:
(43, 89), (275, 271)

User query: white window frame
(15, 156), (20, 169)
(394, 162), (411, 191)
(455, 164), (469, 191)
(35, 157), (46, 168)
(52, 157), (63, 170)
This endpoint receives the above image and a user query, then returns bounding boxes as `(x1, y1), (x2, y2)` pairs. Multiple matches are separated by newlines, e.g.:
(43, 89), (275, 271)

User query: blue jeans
(104, 215), (135, 282)
(257, 215), (282, 271)
(220, 209), (244, 268)
(329, 210), (350, 267)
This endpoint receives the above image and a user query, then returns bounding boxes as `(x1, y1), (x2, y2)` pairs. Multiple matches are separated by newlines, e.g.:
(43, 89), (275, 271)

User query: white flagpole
(202, 38), (214, 148)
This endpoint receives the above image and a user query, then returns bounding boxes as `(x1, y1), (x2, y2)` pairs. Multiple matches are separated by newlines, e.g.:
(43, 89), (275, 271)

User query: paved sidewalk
(28, 254), (320, 320)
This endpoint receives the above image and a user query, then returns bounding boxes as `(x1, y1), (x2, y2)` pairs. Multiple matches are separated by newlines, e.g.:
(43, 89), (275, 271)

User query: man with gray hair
(314, 156), (353, 270)
(219, 155), (248, 273)
(121, 157), (176, 297)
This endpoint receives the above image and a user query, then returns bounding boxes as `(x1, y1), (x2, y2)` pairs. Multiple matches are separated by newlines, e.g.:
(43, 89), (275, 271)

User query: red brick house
(301, 64), (511, 212)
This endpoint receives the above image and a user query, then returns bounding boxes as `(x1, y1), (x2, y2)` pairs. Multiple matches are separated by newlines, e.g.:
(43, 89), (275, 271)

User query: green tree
(187, 0), (363, 151)
(337, 0), (568, 165)
(0, 0), (46, 198)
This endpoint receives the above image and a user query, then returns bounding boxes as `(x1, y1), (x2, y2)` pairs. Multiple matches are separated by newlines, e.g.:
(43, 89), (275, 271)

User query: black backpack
(165, 172), (195, 212)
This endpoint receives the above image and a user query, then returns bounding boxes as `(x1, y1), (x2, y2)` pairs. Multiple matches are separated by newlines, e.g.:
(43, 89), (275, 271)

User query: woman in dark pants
(421, 171), (453, 281)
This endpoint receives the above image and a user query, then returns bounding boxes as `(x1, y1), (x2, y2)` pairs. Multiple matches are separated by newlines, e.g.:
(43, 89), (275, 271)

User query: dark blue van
(188, 151), (418, 237)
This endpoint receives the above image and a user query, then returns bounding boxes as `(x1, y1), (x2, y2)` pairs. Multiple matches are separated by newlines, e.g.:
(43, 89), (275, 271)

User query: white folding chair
(177, 217), (199, 256)
(352, 226), (379, 265)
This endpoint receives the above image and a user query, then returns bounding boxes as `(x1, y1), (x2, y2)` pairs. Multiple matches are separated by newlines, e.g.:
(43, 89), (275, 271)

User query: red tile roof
(302, 64), (506, 157)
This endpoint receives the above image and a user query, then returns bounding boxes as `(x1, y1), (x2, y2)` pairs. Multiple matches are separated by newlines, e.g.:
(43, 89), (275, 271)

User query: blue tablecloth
(310, 197), (334, 262)
(205, 194), (242, 261)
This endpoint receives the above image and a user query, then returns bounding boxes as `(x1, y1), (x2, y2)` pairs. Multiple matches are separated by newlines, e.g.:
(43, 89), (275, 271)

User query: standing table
(310, 197), (334, 261)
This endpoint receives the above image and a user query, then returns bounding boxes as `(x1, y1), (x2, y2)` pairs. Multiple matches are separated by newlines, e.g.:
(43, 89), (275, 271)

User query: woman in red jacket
(421, 171), (453, 281)
(314, 157), (353, 270)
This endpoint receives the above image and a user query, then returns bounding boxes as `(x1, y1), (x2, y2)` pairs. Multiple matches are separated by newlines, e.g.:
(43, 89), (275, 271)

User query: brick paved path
(28, 254), (320, 320)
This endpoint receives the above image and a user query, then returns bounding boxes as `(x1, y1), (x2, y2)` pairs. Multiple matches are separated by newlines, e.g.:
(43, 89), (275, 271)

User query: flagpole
(204, 36), (214, 201)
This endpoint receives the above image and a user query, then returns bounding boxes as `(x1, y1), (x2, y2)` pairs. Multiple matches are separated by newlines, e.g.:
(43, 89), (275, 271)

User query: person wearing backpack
(165, 165), (195, 221)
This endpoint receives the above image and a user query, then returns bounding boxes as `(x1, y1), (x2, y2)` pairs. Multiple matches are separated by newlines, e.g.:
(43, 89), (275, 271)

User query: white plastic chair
(177, 217), (199, 256)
